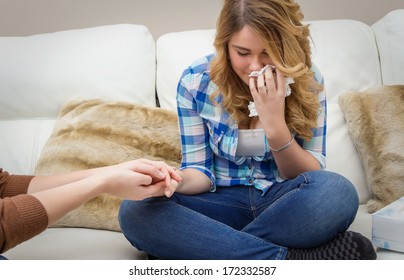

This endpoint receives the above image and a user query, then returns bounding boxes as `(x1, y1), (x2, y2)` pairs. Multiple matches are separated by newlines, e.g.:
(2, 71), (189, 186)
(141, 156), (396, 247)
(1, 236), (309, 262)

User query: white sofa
(1, 10), (403, 260)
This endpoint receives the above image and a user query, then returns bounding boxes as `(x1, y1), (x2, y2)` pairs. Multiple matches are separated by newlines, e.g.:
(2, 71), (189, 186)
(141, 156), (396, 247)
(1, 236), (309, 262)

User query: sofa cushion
(308, 20), (381, 204)
(0, 24), (156, 118)
(372, 9), (404, 85)
(156, 29), (216, 111)
(34, 98), (181, 231)
(155, 20), (381, 110)
(338, 85), (404, 213)
(3, 228), (146, 260)
(0, 24), (156, 175)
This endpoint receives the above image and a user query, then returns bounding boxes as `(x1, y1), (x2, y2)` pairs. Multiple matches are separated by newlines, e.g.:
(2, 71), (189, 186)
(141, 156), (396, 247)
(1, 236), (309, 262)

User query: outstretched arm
(0, 159), (180, 253)
(28, 159), (181, 225)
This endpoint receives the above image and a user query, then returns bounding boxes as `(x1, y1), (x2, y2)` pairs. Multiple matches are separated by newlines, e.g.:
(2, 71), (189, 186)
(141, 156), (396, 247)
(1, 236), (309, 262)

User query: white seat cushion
(3, 228), (146, 260)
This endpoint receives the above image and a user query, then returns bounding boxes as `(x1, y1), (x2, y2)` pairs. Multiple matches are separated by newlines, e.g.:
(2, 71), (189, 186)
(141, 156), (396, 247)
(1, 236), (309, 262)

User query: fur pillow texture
(338, 85), (404, 213)
(34, 98), (181, 231)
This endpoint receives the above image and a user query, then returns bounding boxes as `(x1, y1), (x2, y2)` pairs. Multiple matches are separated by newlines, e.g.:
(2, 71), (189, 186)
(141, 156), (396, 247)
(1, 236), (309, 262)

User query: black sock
(286, 231), (377, 260)
(147, 254), (160, 260)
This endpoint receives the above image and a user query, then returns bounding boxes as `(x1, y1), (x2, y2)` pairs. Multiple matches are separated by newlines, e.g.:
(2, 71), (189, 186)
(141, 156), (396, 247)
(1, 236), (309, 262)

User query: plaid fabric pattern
(176, 54), (327, 193)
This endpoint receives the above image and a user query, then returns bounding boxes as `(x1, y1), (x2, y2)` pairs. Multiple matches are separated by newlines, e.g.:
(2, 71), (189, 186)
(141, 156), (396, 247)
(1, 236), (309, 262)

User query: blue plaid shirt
(176, 54), (326, 193)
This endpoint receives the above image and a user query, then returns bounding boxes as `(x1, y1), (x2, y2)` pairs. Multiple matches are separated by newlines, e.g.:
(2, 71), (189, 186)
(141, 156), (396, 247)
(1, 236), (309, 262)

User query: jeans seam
(177, 194), (252, 211)
(300, 173), (309, 185)
(243, 173), (309, 233)
(174, 200), (285, 255)
(249, 187), (257, 218)
(242, 187), (302, 233)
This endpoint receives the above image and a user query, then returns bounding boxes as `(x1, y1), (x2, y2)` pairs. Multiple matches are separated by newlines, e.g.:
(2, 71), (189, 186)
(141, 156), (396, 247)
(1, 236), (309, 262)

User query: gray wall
(0, 0), (403, 38)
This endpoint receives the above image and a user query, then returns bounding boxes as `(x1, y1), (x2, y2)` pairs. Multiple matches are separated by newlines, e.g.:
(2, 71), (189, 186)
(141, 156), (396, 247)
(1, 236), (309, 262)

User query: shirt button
(249, 179), (253, 184)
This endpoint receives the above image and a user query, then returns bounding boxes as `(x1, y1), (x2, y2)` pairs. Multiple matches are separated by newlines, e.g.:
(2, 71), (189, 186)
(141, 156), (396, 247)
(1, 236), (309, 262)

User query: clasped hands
(96, 158), (181, 200)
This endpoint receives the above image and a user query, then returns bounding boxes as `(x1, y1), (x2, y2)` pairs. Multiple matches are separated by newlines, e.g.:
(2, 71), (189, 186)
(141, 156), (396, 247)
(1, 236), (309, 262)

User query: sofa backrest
(372, 9), (404, 85)
(155, 19), (382, 204)
(309, 19), (381, 204)
(156, 29), (216, 110)
(0, 24), (156, 174)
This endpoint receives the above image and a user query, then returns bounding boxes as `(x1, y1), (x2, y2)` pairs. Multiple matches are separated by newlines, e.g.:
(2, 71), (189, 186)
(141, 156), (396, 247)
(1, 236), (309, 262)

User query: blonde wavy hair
(210, 0), (323, 140)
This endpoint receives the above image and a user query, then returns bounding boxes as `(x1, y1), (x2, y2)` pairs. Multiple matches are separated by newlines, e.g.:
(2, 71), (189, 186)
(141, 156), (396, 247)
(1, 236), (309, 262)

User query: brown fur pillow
(338, 85), (404, 213)
(34, 98), (181, 231)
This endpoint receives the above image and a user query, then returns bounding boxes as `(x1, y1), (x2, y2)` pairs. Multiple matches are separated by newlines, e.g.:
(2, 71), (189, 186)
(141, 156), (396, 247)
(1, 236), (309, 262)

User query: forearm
(272, 142), (320, 179)
(30, 176), (105, 225)
(28, 167), (104, 194)
(266, 124), (320, 179)
(174, 168), (212, 195)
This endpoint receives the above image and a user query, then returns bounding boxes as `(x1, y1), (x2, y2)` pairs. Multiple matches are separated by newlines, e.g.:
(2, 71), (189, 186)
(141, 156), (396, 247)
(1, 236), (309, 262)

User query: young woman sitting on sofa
(0, 159), (180, 259)
(118, 0), (377, 260)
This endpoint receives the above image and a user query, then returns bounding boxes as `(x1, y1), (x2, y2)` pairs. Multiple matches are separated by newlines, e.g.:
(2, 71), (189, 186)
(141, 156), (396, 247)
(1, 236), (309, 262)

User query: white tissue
(249, 65), (272, 78)
(248, 75), (295, 117)
(248, 101), (258, 117)
(284, 76), (294, 97)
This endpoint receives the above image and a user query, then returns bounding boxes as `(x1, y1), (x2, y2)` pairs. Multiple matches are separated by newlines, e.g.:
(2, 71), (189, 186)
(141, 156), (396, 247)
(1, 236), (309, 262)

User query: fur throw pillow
(338, 85), (404, 213)
(34, 98), (181, 231)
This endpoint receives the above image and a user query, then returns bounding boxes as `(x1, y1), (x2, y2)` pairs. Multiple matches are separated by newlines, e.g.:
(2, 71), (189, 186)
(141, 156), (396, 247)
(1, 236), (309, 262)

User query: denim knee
(303, 170), (359, 224)
(118, 200), (148, 247)
(119, 200), (147, 227)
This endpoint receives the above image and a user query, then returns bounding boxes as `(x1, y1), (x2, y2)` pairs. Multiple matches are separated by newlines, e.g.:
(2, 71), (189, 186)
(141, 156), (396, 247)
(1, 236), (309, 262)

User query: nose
(249, 56), (265, 72)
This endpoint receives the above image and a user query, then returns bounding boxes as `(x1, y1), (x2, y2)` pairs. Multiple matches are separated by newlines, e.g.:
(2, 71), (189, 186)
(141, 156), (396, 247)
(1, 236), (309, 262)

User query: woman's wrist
(172, 169), (211, 195)
(265, 123), (292, 148)
(172, 169), (185, 193)
(269, 134), (294, 152)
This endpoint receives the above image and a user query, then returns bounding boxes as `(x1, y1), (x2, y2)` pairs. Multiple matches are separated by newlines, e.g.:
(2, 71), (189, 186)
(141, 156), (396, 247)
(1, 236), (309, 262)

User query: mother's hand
(114, 158), (182, 197)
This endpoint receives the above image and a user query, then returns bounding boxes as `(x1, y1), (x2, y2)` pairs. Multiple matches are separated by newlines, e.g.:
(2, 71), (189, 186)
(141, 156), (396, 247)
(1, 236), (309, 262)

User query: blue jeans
(118, 170), (359, 259)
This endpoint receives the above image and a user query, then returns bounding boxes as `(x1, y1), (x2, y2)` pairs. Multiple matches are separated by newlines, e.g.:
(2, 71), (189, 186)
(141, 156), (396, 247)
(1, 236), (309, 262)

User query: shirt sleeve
(176, 68), (216, 190)
(300, 65), (327, 169)
(0, 169), (49, 253)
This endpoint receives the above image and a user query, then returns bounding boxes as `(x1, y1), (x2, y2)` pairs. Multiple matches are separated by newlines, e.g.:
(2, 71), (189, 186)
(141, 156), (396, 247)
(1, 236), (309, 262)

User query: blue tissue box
(372, 197), (404, 253)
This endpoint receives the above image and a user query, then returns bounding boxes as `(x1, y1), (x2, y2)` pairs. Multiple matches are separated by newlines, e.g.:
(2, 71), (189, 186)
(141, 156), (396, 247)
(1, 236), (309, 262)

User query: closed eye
(231, 44), (251, 57)
(237, 51), (249, 56)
